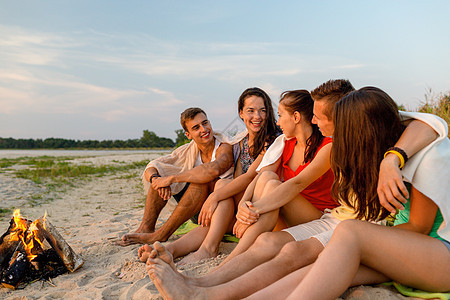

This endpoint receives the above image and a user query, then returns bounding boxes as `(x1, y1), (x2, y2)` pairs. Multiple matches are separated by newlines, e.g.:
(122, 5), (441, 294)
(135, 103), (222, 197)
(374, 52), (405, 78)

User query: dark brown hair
(311, 79), (355, 119)
(280, 90), (324, 163)
(180, 107), (207, 132)
(331, 87), (406, 221)
(238, 87), (280, 158)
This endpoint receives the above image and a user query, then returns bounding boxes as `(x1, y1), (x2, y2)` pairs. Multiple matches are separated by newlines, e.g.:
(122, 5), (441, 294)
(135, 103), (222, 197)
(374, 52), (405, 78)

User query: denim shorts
(442, 239), (450, 251)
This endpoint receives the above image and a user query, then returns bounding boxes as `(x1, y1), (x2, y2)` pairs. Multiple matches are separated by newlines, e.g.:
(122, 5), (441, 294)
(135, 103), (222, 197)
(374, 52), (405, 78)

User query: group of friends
(118, 79), (450, 299)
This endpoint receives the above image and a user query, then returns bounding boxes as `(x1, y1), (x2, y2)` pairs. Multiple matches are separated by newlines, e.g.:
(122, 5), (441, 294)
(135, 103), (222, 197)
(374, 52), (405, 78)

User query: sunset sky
(1, 0), (449, 140)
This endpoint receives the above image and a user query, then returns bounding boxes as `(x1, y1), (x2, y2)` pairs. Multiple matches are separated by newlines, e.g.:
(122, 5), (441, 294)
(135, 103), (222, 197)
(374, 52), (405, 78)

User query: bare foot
(152, 241), (176, 270)
(138, 244), (153, 262)
(178, 247), (218, 266)
(119, 231), (167, 246)
(147, 258), (208, 300)
(134, 222), (155, 234)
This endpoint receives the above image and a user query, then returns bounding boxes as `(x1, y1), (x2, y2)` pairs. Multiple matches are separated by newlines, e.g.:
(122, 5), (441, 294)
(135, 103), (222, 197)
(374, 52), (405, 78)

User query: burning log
(1, 248), (29, 289)
(0, 219), (22, 271)
(0, 210), (84, 290)
(35, 217), (83, 272)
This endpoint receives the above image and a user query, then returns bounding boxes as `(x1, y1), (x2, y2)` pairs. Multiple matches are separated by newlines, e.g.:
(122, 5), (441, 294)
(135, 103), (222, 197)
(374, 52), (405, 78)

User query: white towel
(399, 111), (450, 242)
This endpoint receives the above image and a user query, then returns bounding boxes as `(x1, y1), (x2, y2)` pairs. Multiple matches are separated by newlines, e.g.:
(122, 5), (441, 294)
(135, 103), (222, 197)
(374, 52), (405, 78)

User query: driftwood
(35, 218), (84, 272)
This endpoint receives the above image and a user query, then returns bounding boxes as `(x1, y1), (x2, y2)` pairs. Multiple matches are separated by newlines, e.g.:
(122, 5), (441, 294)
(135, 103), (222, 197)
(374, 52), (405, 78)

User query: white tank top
(194, 139), (233, 179)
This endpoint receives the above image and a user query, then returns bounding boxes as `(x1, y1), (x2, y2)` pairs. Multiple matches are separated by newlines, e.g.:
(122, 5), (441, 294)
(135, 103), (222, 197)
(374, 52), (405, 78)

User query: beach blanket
(382, 282), (450, 300)
(174, 220), (239, 243)
(399, 111), (450, 242)
(142, 130), (248, 195)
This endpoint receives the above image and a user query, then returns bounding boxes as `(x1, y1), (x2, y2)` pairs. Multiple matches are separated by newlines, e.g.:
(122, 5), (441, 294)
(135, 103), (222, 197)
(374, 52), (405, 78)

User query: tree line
(0, 129), (190, 149)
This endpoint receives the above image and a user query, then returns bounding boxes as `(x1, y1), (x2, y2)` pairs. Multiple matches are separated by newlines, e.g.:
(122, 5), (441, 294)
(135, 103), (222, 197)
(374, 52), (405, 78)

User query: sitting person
(253, 86), (450, 299)
(139, 87), (280, 264)
(141, 80), (442, 299)
(120, 107), (234, 246)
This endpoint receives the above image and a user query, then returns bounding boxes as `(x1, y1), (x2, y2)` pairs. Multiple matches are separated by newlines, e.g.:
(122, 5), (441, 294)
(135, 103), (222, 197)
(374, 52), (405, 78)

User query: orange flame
(9, 209), (45, 262)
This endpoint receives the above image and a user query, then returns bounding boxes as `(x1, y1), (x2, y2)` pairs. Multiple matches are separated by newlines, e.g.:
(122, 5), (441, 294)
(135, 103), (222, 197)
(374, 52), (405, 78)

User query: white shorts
(283, 213), (341, 247)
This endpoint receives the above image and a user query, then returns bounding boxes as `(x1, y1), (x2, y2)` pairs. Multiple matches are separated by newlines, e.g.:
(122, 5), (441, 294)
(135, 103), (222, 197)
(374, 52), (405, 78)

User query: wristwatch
(149, 174), (161, 183)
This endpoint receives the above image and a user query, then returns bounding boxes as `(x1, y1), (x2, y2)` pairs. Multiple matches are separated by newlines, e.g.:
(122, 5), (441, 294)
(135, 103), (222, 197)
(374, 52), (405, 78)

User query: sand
(0, 151), (413, 299)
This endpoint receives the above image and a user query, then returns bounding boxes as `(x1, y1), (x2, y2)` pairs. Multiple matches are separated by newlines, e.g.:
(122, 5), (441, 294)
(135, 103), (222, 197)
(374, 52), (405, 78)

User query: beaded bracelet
(384, 147), (408, 169)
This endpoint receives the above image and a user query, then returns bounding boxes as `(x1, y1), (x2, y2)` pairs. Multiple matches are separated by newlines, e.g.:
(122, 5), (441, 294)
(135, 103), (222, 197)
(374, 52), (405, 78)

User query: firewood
(35, 218), (84, 272)
(1, 250), (29, 290)
(0, 218), (27, 272)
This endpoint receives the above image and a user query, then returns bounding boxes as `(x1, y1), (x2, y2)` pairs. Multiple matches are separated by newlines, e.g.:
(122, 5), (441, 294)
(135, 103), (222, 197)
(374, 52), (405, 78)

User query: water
(0, 149), (170, 159)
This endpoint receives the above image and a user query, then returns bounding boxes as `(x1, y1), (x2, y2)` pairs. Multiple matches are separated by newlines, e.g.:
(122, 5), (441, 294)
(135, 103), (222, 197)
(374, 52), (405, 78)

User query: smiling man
(120, 107), (234, 246)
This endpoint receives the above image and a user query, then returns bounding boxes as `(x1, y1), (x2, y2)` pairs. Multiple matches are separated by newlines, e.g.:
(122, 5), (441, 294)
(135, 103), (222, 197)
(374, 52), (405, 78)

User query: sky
(1, 0), (449, 141)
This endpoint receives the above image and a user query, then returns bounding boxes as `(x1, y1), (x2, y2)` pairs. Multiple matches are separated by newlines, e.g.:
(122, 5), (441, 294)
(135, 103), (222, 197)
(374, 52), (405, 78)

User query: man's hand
(236, 201), (259, 225)
(377, 154), (409, 214)
(151, 176), (173, 190)
(198, 195), (219, 227)
(157, 186), (172, 201)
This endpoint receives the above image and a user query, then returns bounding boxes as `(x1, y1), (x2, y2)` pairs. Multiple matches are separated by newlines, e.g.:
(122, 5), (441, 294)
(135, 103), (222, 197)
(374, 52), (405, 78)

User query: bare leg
(122, 182), (211, 245)
(178, 198), (235, 265)
(164, 178), (236, 264)
(166, 226), (209, 259)
(288, 220), (450, 300)
(280, 192), (322, 227)
(189, 231), (294, 286)
(246, 264), (312, 300)
(220, 172), (282, 265)
(131, 187), (166, 233)
(145, 231), (292, 288)
(247, 263), (389, 299)
(148, 236), (325, 299)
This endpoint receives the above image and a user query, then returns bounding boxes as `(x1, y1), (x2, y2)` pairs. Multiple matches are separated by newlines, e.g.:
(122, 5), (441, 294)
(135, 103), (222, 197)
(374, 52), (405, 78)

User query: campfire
(0, 210), (83, 290)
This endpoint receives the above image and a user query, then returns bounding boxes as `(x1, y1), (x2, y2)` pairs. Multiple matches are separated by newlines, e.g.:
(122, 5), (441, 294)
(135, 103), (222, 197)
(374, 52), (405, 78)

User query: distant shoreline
(0, 148), (171, 159)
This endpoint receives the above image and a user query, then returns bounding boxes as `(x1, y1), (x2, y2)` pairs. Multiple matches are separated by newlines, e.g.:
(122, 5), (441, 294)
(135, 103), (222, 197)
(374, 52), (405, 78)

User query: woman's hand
(151, 176), (173, 190)
(377, 154), (409, 214)
(233, 220), (251, 238)
(236, 201), (259, 225)
(198, 195), (219, 227)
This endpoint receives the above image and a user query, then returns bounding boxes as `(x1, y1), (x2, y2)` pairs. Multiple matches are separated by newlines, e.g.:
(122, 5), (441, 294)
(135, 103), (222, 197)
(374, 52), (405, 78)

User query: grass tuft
(417, 90), (449, 137)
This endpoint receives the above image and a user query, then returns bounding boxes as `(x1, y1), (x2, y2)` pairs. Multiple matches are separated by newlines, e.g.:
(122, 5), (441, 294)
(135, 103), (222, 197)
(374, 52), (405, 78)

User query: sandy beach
(0, 151), (412, 299)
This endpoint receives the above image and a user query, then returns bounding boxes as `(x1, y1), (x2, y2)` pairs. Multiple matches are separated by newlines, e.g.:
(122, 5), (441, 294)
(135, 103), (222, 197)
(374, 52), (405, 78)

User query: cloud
(0, 24), (367, 136)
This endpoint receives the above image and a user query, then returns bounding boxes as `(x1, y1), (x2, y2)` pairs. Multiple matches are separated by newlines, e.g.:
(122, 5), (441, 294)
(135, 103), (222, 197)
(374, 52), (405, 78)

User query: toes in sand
(138, 244), (154, 262)
(147, 257), (205, 300)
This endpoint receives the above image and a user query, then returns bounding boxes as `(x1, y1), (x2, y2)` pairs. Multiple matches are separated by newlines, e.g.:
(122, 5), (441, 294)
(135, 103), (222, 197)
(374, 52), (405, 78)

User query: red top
(281, 137), (337, 212)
